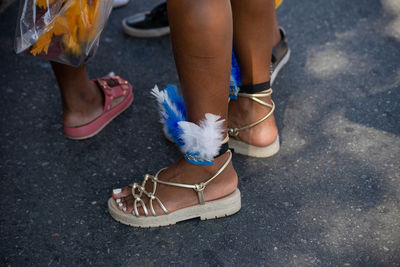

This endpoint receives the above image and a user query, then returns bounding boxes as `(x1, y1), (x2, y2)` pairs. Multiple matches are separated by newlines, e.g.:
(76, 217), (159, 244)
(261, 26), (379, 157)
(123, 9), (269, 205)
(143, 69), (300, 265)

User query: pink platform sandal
(64, 75), (133, 140)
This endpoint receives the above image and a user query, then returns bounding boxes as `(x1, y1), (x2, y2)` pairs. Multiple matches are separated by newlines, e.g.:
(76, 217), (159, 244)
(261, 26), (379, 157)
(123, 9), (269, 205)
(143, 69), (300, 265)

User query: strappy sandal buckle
(228, 127), (240, 138)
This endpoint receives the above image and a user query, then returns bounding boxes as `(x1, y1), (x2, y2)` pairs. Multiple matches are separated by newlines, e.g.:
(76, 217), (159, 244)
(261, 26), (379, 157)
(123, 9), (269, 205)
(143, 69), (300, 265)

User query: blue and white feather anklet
(151, 85), (228, 165)
(230, 51), (241, 100)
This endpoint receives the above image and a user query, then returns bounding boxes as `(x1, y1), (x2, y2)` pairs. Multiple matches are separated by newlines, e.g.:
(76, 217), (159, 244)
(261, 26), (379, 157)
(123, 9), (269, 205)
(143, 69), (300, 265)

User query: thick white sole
(229, 136), (280, 158)
(271, 48), (291, 85)
(122, 13), (170, 38)
(108, 189), (241, 228)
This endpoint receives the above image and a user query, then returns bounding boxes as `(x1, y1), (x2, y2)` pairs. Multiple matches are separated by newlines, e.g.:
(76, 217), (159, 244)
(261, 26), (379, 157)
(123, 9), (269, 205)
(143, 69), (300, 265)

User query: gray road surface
(1, 0), (399, 266)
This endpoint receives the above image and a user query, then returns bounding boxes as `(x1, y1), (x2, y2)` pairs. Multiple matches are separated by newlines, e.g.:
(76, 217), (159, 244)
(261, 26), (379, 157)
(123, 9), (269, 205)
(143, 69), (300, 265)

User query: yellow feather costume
(30, 0), (100, 56)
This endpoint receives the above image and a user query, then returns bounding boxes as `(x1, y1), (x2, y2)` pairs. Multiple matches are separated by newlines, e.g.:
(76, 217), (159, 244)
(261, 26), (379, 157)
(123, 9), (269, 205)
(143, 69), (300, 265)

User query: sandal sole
(229, 136), (280, 158)
(271, 48), (291, 85)
(108, 188), (241, 228)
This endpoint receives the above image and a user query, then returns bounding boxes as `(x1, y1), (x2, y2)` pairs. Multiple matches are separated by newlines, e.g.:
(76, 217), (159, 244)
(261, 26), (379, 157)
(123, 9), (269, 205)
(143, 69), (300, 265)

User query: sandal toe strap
(131, 174), (169, 217)
(129, 150), (233, 217)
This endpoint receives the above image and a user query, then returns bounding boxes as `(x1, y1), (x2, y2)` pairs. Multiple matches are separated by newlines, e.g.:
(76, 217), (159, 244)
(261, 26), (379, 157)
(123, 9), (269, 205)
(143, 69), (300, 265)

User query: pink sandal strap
(94, 76), (130, 112)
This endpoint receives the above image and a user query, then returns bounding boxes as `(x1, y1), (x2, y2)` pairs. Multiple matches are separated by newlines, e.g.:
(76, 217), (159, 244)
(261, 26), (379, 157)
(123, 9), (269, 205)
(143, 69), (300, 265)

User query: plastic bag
(15, 0), (113, 66)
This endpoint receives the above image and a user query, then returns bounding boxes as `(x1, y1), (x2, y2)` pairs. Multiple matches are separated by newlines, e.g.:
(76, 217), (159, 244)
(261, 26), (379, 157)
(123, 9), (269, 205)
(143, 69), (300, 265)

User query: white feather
(151, 85), (163, 116)
(151, 85), (185, 122)
(178, 113), (225, 160)
(151, 85), (164, 103)
(151, 85), (167, 118)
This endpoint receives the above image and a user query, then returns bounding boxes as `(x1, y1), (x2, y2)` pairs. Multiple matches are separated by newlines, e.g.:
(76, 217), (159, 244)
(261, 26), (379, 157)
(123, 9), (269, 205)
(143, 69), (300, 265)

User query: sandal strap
(95, 76), (130, 97)
(238, 81), (270, 94)
(94, 76), (130, 112)
(228, 88), (275, 139)
(131, 150), (233, 216)
(183, 135), (230, 164)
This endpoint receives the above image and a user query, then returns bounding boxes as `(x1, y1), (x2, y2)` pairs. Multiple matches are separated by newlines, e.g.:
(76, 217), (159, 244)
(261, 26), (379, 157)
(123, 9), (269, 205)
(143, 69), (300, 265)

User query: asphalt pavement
(1, 0), (399, 266)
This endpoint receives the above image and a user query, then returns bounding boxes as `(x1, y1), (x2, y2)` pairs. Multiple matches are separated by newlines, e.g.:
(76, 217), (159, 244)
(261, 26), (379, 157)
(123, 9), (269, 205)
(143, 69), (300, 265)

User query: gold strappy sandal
(228, 82), (280, 158)
(108, 150), (241, 228)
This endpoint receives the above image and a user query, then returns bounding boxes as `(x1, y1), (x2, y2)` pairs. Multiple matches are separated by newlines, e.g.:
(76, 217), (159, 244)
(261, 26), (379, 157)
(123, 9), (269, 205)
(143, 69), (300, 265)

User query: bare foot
(63, 80), (126, 128)
(228, 94), (278, 147)
(112, 152), (237, 216)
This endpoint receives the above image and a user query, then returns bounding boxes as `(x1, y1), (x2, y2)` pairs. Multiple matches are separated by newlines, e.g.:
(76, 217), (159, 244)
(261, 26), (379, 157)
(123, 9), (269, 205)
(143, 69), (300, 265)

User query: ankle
(62, 81), (104, 127)
(62, 81), (103, 113)
(160, 152), (238, 202)
(202, 152), (238, 199)
(83, 81), (103, 103)
(228, 94), (278, 147)
(232, 94), (273, 114)
(207, 151), (234, 173)
(77, 81), (104, 108)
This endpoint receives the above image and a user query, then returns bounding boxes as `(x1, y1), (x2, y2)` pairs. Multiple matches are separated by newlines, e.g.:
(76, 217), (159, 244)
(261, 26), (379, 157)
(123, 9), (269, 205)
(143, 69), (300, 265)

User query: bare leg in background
(228, 0), (279, 147)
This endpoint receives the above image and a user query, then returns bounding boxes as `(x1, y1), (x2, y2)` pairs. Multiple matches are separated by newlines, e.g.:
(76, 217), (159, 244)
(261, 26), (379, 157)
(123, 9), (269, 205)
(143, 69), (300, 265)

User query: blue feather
(230, 51), (241, 100)
(158, 85), (187, 147)
(166, 84), (186, 119)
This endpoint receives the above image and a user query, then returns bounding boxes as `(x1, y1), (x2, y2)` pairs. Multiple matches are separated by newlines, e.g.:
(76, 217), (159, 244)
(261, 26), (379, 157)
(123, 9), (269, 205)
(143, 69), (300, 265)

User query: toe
(117, 201), (124, 210)
(115, 197), (123, 208)
(123, 199), (134, 214)
(122, 194), (134, 205)
(112, 184), (132, 199)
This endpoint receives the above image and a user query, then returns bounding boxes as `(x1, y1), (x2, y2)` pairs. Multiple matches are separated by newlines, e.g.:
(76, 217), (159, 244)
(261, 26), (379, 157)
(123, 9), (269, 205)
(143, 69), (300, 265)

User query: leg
(270, 4), (290, 85)
(169, 0), (232, 123)
(272, 2), (281, 46)
(228, 0), (279, 147)
(51, 62), (103, 127)
(112, 0), (238, 217)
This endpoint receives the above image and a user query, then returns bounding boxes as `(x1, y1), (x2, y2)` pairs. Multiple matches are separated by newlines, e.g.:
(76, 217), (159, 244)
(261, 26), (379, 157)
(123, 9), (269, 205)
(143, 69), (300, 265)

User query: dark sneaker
(270, 27), (290, 84)
(122, 2), (170, 38)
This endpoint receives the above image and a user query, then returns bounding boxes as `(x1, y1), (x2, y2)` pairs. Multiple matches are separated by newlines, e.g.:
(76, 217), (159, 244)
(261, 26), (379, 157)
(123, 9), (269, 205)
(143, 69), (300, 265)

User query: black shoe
(271, 27), (290, 84)
(122, 2), (170, 38)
